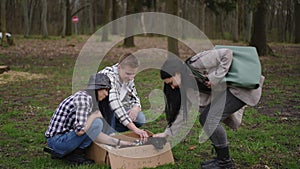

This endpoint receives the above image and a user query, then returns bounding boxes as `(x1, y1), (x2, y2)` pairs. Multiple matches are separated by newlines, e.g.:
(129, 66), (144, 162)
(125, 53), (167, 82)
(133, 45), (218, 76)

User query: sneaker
(201, 158), (234, 169)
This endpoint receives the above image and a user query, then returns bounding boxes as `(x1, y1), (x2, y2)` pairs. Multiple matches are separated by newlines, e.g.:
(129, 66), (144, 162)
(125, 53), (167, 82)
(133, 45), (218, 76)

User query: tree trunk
(232, 0), (239, 42)
(217, 14), (225, 39)
(29, 1), (34, 30)
(285, 1), (293, 42)
(199, 0), (206, 32)
(245, 8), (253, 42)
(180, 0), (187, 39)
(124, 0), (138, 47)
(166, 0), (179, 57)
(112, 0), (120, 35)
(1, 0), (7, 46)
(61, 0), (66, 37)
(102, 0), (111, 41)
(88, 0), (94, 34)
(41, 0), (48, 38)
(21, 0), (35, 37)
(65, 0), (72, 36)
(22, 0), (30, 37)
(250, 0), (272, 56)
(295, 0), (300, 43)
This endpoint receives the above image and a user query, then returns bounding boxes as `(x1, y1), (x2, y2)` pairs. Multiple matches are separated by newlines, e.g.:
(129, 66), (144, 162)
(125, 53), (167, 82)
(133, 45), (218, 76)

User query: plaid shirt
(45, 91), (92, 138)
(98, 63), (141, 126)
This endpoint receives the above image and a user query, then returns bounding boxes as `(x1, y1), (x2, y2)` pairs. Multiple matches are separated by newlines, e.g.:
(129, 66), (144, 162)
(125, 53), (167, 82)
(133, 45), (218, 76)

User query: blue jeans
(115, 111), (146, 132)
(47, 118), (103, 158)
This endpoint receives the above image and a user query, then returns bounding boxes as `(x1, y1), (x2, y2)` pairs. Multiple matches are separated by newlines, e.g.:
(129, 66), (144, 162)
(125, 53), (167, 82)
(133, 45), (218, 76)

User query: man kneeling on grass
(45, 73), (132, 165)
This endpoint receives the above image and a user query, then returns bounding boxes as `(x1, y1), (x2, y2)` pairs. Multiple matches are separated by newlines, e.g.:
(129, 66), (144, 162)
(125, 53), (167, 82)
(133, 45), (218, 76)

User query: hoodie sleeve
(190, 48), (233, 86)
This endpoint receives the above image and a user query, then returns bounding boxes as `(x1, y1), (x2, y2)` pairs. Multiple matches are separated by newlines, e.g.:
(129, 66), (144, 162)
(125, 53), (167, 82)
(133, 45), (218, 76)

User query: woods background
(1, 0), (300, 55)
(0, 1), (300, 168)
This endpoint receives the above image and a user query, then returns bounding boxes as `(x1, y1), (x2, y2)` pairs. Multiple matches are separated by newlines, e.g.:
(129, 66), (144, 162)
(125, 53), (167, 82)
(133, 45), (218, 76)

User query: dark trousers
(199, 89), (245, 148)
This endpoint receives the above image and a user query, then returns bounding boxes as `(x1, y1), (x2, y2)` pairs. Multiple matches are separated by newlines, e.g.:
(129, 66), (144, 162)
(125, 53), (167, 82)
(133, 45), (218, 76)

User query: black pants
(199, 89), (245, 148)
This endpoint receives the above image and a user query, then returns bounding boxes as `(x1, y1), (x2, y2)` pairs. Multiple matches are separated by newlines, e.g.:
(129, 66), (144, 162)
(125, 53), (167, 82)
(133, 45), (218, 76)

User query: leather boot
(201, 157), (217, 166)
(201, 158), (234, 169)
(201, 146), (234, 169)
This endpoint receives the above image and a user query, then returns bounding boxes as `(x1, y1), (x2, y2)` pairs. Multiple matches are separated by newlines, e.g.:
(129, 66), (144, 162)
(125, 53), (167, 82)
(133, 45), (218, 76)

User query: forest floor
(1, 35), (299, 119)
(0, 35), (299, 169)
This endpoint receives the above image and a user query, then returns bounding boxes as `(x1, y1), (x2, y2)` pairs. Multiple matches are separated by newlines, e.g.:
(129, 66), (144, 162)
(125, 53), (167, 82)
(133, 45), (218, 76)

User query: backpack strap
(185, 57), (211, 94)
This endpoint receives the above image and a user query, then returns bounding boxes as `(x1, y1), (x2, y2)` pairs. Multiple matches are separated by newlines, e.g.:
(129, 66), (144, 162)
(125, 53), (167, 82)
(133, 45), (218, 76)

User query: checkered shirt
(98, 63), (141, 126)
(45, 91), (92, 138)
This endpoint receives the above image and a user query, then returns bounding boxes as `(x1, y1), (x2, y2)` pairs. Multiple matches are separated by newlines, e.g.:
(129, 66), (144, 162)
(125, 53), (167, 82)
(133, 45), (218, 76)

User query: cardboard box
(87, 131), (174, 169)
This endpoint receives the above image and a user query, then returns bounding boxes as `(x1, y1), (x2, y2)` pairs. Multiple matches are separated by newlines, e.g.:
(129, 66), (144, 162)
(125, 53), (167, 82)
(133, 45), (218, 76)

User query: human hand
(120, 140), (132, 146)
(76, 130), (85, 136)
(153, 132), (168, 138)
(134, 128), (149, 138)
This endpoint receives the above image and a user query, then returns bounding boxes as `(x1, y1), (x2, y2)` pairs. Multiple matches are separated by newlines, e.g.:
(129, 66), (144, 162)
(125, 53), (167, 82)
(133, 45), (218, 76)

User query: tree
(88, 0), (94, 34)
(102, 0), (111, 41)
(232, 0), (240, 42)
(1, 0), (7, 46)
(22, 0), (31, 37)
(205, 0), (236, 40)
(295, 0), (300, 43)
(65, 0), (72, 36)
(61, 0), (67, 37)
(61, 0), (71, 37)
(124, 0), (141, 47)
(41, 0), (48, 38)
(112, 0), (120, 35)
(243, 1), (253, 42)
(250, 0), (273, 55)
(166, 0), (179, 57)
(199, 0), (206, 32)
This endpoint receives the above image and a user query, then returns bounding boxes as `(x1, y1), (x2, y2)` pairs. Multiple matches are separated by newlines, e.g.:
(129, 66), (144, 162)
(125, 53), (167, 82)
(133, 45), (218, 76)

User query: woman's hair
(85, 89), (114, 132)
(119, 53), (139, 68)
(160, 58), (192, 127)
(85, 89), (101, 112)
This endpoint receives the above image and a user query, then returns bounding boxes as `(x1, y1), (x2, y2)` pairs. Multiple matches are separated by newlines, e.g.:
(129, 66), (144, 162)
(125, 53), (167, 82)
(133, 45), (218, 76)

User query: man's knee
(91, 118), (103, 129)
(135, 112), (146, 124)
(87, 118), (103, 140)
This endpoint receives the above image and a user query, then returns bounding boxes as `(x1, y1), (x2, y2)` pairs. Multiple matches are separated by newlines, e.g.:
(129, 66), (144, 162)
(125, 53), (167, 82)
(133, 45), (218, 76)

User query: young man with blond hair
(98, 53), (148, 138)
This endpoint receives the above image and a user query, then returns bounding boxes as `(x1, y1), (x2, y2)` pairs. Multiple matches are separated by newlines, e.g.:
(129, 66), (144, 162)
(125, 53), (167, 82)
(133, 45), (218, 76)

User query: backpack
(186, 45), (262, 90)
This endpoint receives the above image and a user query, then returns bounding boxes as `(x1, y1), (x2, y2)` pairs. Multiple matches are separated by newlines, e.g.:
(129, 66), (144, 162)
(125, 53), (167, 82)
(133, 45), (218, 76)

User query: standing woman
(154, 48), (264, 169)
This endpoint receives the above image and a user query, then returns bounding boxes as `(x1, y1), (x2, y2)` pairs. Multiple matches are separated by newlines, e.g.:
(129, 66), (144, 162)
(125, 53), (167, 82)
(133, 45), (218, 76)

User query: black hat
(87, 73), (111, 90)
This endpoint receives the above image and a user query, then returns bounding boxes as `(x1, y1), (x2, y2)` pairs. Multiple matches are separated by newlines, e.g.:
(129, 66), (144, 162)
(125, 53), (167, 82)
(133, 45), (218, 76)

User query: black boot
(201, 157), (217, 166)
(63, 148), (94, 165)
(201, 146), (234, 169)
(201, 144), (218, 166)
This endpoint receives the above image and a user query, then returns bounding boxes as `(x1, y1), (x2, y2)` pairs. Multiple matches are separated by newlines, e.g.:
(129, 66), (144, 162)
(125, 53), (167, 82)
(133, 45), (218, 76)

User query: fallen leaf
(189, 145), (197, 151)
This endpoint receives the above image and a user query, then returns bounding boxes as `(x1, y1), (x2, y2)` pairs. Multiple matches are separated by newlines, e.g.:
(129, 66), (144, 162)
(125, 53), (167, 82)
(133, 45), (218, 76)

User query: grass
(0, 40), (299, 168)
